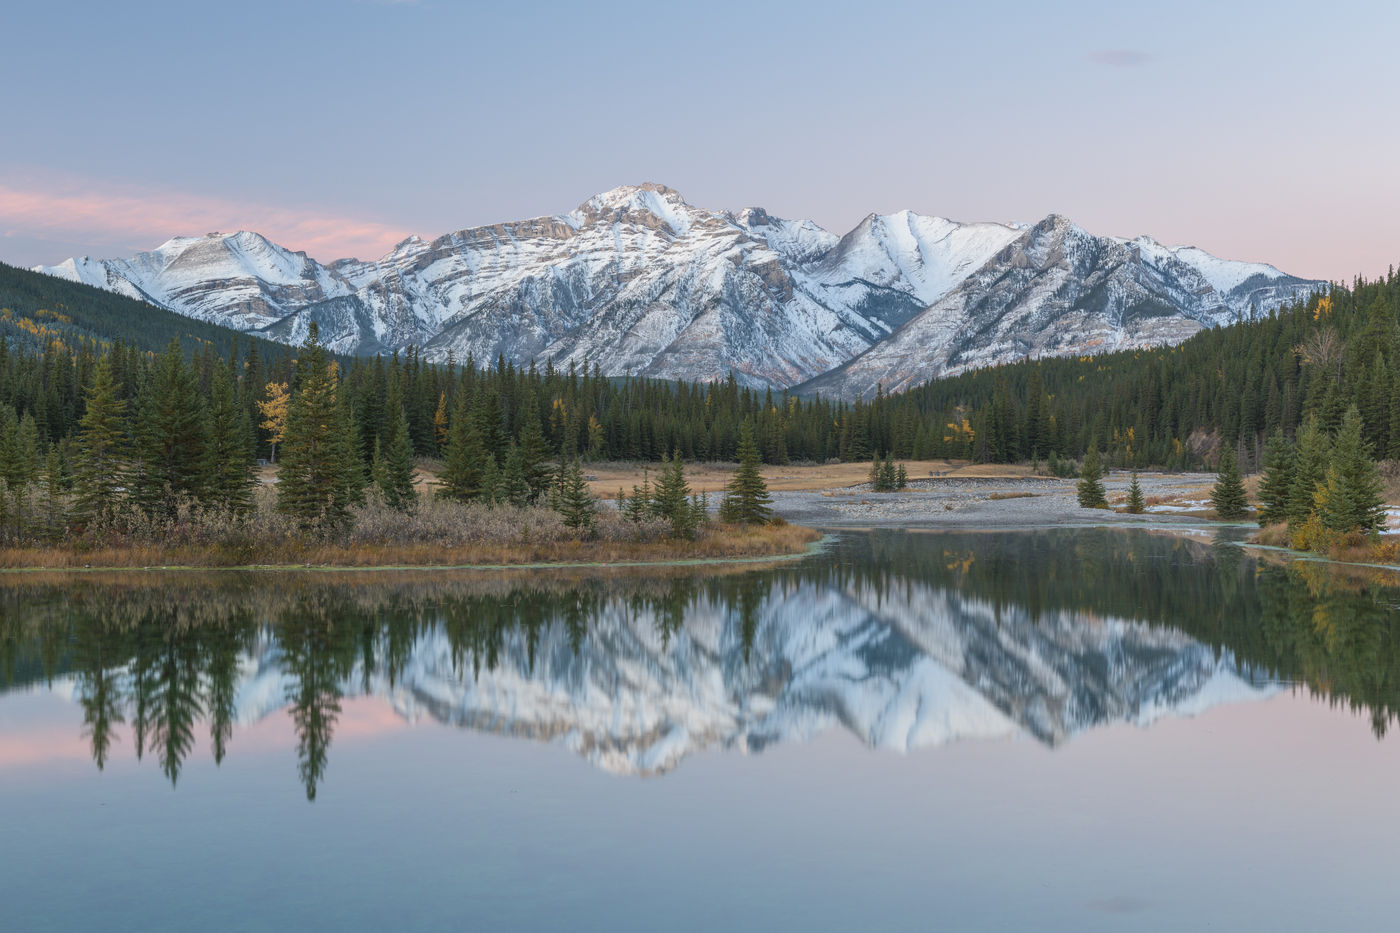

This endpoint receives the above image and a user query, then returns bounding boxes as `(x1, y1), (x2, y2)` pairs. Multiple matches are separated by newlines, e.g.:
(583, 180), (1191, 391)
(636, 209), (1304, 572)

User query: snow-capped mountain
(800, 213), (1325, 397)
(35, 184), (1324, 395)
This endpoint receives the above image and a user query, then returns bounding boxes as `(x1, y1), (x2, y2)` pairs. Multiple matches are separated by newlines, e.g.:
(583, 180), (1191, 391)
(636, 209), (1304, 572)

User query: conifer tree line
(900, 271), (1400, 470)
(0, 322), (791, 536)
(4, 265), (1400, 534)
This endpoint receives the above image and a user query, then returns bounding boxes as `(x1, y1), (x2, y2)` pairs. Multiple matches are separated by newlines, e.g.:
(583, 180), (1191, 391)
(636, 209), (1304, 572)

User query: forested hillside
(897, 271), (1400, 471)
(0, 262), (288, 359)
(3, 262), (1397, 490)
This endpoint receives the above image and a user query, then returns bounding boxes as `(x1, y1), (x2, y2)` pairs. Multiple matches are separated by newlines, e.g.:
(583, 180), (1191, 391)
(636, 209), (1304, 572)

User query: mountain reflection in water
(3, 528), (1399, 799)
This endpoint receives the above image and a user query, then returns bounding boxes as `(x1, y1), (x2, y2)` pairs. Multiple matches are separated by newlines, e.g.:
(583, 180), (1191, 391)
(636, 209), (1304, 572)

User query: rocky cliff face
(37, 184), (1323, 395)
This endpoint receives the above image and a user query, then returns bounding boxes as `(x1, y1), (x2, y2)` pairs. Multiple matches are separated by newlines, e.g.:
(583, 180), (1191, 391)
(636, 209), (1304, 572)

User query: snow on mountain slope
(42, 232), (357, 331)
(801, 213), (1325, 398)
(34, 185), (1325, 392)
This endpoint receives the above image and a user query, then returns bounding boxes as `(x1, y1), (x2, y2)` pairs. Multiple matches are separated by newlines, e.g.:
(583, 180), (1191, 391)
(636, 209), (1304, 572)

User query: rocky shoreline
(770, 471), (1221, 529)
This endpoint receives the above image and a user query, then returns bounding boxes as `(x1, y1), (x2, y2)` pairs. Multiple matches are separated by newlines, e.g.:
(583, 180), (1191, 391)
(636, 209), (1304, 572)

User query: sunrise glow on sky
(4, 0), (1397, 280)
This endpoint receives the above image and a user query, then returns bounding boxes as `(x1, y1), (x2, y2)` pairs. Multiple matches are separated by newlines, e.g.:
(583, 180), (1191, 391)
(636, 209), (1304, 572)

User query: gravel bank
(771, 472), (1221, 529)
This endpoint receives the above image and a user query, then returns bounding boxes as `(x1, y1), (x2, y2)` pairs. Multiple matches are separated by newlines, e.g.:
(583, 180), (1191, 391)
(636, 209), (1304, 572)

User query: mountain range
(35, 184), (1325, 397)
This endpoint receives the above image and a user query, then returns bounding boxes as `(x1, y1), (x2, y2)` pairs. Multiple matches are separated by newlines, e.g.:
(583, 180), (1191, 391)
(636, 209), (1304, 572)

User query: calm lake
(3, 527), (1398, 932)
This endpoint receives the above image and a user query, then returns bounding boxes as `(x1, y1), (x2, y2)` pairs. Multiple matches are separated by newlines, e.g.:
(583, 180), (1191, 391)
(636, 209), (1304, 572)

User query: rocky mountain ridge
(36, 184), (1325, 395)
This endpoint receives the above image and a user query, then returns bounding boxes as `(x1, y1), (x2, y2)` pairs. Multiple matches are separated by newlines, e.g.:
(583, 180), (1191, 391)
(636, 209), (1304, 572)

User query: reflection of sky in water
(4, 690), (1397, 932)
(3, 528), (1400, 931)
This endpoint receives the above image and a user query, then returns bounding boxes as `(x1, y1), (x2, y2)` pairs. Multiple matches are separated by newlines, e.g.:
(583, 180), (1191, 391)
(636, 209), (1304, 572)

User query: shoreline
(0, 527), (829, 575)
(768, 471), (1224, 530)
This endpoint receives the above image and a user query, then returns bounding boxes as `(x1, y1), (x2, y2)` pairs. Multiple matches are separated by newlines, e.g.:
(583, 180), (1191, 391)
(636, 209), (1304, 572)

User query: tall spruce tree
(1211, 447), (1248, 520)
(479, 454), (501, 505)
(1076, 443), (1107, 508)
(1287, 416), (1331, 527)
(720, 421), (772, 524)
(276, 325), (362, 529)
(1125, 471), (1145, 514)
(378, 401), (417, 511)
(438, 390), (488, 502)
(1318, 405), (1386, 535)
(651, 449), (696, 538)
(73, 356), (130, 526)
(204, 364), (255, 513)
(501, 442), (531, 507)
(1256, 430), (1295, 527)
(515, 388), (554, 500)
(554, 459), (597, 535)
(132, 339), (209, 516)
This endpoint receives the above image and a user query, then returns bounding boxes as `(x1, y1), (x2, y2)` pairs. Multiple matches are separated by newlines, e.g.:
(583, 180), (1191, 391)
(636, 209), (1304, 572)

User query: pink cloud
(0, 172), (412, 263)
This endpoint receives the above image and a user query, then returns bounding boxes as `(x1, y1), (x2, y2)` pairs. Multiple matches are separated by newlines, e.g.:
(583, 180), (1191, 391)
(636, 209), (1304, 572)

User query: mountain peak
(736, 206), (773, 227)
(33, 187), (1325, 395)
(1032, 212), (1077, 232)
(572, 182), (694, 235)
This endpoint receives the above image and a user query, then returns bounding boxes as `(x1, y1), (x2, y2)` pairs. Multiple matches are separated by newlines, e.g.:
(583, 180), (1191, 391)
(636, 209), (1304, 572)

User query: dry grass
(1253, 521), (1399, 566)
(987, 491), (1038, 501)
(0, 488), (820, 570)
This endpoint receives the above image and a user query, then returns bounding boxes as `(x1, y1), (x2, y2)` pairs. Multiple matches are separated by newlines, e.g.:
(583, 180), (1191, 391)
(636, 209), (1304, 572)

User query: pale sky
(3, 0), (1396, 281)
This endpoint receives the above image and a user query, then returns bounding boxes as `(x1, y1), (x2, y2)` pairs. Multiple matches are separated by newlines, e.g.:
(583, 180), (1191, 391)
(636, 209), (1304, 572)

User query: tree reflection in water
(2, 528), (1398, 799)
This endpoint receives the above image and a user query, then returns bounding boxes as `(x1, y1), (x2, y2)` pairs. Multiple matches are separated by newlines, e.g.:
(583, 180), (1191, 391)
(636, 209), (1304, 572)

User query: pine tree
(1211, 447), (1248, 520)
(1318, 405), (1386, 535)
(553, 459), (596, 536)
(1125, 471), (1145, 514)
(1076, 443), (1107, 508)
(439, 391), (488, 502)
(878, 457), (897, 492)
(625, 469), (651, 522)
(479, 454), (501, 505)
(895, 463), (908, 490)
(1287, 416), (1331, 527)
(720, 421), (772, 524)
(1256, 430), (1295, 527)
(204, 364), (255, 513)
(132, 339), (209, 516)
(690, 492), (709, 531)
(516, 390), (555, 501)
(473, 388), (506, 463)
(651, 449), (696, 538)
(333, 387), (366, 509)
(72, 356), (130, 526)
(842, 405), (871, 461)
(0, 411), (39, 512)
(378, 401), (417, 511)
(277, 325), (362, 530)
(501, 442), (531, 507)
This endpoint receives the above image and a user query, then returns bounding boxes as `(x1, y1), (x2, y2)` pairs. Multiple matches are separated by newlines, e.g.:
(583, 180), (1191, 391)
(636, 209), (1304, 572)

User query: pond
(3, 528), (1398, 931)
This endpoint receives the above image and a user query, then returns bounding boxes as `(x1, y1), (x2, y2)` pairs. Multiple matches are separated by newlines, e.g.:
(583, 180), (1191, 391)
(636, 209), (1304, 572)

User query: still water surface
(2, 528), (1398, 931)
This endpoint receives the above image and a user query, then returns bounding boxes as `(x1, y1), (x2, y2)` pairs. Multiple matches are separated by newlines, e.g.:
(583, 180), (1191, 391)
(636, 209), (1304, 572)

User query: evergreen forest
(3, 262), (1400, 543)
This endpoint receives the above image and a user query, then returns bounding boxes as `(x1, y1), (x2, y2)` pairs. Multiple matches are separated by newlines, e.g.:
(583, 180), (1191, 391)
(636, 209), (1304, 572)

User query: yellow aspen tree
(258, 381), (290, 463)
